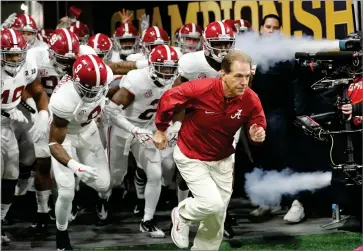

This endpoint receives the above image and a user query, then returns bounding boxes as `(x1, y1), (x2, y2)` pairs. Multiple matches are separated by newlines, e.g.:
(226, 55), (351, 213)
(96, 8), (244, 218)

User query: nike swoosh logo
(78, 168), (84, 172)
(205, 111), (215, 114)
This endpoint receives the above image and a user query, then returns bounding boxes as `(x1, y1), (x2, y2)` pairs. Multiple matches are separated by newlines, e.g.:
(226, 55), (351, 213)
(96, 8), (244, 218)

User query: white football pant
(107, 125), (169, 221)
(174, 145), (233, 251)
(52, 120), (110, 230)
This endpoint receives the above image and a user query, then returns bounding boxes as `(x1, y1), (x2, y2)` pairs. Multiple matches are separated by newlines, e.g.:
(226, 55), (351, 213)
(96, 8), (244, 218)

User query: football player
(102, 45), (180, 238)
(48, 54), (113, 250)
(25, 28), (81, 230)
(1, 28), (49, 245)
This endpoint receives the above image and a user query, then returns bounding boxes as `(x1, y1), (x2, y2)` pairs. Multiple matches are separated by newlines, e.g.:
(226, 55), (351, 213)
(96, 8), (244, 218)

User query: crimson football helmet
(141, 26), (170, 56)
(174, 27), (181, 47)
(234, 19), (252, 34)
(37, 28), (54, 44)
(179, 23), (203, 54)
(68, 21), (90, 44)
(113, 23), (139, 56)
(10, 13), (38, 45)
(203, 21), (235, 63)
(88, 33), (112, 61)
(148, 45), (179, 86)
(49, 28), (80, 75)
(72, 54), (108, 102)
(1, 28), (28, 75)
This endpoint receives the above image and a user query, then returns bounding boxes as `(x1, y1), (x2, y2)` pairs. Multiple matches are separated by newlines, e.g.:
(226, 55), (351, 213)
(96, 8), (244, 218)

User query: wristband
(67, 159), (79, 172)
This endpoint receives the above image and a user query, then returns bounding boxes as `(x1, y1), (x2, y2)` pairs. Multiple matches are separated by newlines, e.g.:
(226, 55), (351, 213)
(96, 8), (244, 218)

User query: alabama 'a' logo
(231, 109), (242, 119)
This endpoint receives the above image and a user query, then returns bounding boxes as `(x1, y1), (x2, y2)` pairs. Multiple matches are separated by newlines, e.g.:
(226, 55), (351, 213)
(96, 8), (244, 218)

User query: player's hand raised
(153, 130), (168, 150)
(67, 159), (98, 183)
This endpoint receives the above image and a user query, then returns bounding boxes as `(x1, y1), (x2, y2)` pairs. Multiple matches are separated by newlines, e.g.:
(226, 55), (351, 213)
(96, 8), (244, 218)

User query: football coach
(153, 50), (267, 250)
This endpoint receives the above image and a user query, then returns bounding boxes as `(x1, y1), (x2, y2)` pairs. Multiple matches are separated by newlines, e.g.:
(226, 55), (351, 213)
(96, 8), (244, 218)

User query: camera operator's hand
(340, 104), (352, 120)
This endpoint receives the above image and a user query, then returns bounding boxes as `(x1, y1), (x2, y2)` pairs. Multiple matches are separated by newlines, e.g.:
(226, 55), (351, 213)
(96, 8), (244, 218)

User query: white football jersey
(178, 50), (219, 80)
(27, 44), (60, 96)
(1, 60), (38, 111)
(110, 50), (123, 63)
(126, 52), (146, 62)
(120, 67), (170, 129)
(49, 66), (114, 134)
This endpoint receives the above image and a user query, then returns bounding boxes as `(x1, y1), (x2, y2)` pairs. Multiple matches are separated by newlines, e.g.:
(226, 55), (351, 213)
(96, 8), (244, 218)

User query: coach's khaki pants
(173, 145), (233, 250)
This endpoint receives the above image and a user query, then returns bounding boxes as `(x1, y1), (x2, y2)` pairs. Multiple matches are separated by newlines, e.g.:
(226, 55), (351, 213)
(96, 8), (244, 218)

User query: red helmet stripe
(62, 28), (73, 53)
(76, 21), (80, 28)
(125, 23), (129, 33)
(217, 21), (226, 35)
(9, 29), (19, 49)
(88, 55), (100, 86)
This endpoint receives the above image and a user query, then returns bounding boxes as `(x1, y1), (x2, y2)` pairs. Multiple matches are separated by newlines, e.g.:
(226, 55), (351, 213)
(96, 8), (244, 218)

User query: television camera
(294, 32), (362, 187)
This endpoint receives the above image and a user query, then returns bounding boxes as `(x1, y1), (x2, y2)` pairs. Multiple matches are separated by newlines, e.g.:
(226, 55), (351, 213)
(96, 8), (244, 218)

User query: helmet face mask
(179, 23), (203, 54)
(115, 37), (138, 56)
(1, 51), (27, 76)
(20, 30), (36, 45)
(113, 23), (139, 57)
(206, 39), (234, 63)
(73, 79), (107, 103)
(180, 35), (201, 53)
(49, 49), (76, 75)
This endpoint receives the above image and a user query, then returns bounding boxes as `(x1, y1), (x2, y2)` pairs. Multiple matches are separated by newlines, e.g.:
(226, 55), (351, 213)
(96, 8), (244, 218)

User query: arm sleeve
(246, 96), (267, 131)
(155, 81), (196, 132)
(352, 103), (362, 116)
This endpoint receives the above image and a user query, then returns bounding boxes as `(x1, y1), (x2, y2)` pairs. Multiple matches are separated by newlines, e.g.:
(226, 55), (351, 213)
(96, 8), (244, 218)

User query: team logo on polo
(145, 89), (153, 97)
(198, 73), (207, 79)
(231, 109), (242, 119)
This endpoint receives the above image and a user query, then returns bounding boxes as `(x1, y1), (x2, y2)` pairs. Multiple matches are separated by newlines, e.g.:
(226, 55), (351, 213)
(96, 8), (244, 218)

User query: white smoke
(245, 168), (332, 208)
(234, 32), (341, 72)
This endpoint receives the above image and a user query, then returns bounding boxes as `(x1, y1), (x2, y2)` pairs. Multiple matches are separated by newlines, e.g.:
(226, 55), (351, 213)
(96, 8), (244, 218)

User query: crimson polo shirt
(155, 77), (266, 161)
